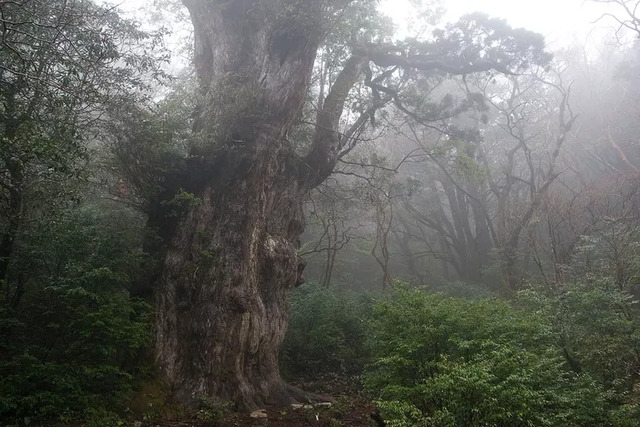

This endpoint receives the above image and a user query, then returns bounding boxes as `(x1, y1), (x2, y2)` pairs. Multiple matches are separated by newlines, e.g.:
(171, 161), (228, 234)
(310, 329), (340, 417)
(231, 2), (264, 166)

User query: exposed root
(283, 382), (336, 405)
(233, 380), (336, 411)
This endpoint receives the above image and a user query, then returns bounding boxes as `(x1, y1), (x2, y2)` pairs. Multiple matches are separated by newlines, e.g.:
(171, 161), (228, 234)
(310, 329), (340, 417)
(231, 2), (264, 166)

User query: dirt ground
(216, 397), (377, 426)
(153, 379), (380, 427)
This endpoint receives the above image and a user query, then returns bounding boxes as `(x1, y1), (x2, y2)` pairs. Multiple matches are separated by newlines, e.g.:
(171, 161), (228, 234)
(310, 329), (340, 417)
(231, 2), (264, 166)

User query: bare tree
(593, 0), (640, 37)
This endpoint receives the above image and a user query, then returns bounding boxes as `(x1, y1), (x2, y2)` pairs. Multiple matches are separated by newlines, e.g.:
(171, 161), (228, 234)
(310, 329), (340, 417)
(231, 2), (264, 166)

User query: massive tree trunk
(155, 172), (308, 408)
(153, 0), (331, 409)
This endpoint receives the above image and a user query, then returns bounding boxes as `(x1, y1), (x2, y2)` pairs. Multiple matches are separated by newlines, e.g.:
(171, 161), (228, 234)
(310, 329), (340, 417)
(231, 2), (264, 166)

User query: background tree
(0, 0), (167, 421)
(0, 0), (165, 303)
(593, 0), (640, 38)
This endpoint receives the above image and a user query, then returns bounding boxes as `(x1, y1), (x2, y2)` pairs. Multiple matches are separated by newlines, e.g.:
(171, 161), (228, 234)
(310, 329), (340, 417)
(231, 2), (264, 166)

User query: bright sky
(380, 0), (621, 50)
(110, 0), (629, 53)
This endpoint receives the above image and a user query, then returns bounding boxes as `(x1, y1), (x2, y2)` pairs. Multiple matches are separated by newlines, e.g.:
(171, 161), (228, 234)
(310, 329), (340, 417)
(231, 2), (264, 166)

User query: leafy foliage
(364, 286), (614, 426)
(518, 282), (640, 399)
(0, 203), (151, 423)
(0, 2), (164, 420)
(0, 0), (166, 209)
(0, 0), (167, 286)
(281, 283), (375, 377)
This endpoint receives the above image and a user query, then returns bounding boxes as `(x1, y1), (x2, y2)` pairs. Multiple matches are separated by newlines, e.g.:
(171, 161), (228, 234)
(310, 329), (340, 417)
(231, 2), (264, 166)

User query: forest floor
(153, 377), (379, 427)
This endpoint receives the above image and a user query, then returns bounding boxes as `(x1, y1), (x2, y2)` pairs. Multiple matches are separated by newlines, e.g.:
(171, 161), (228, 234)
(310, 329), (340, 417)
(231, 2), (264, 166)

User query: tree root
(283, 382), (336, 405)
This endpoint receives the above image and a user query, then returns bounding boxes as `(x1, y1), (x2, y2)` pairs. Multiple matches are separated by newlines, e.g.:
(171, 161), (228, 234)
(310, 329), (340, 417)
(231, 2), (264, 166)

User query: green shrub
(517, 282), (640, 409)
(281, 283), (375, 377)
(0, 204), (151, 423)
(364, 286), (613, 426)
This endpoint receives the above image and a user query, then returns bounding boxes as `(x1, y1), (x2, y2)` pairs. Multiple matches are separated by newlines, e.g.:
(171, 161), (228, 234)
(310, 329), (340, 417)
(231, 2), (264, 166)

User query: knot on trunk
(263, 235), (306, 288)
(263, 235), (296, 262)
(227, 287), (252, 313)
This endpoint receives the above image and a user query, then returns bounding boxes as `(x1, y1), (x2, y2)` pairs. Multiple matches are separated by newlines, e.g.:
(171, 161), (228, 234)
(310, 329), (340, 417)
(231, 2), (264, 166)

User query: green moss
(160, 188), (202, 218)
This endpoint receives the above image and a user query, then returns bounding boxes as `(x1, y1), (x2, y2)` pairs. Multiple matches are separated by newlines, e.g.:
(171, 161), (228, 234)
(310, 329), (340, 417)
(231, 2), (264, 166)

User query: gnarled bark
(153, 0), (328, 408)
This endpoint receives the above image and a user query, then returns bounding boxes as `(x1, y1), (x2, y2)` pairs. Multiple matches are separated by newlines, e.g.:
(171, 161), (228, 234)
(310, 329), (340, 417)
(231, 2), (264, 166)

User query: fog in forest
(2, 0), (640, 425)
